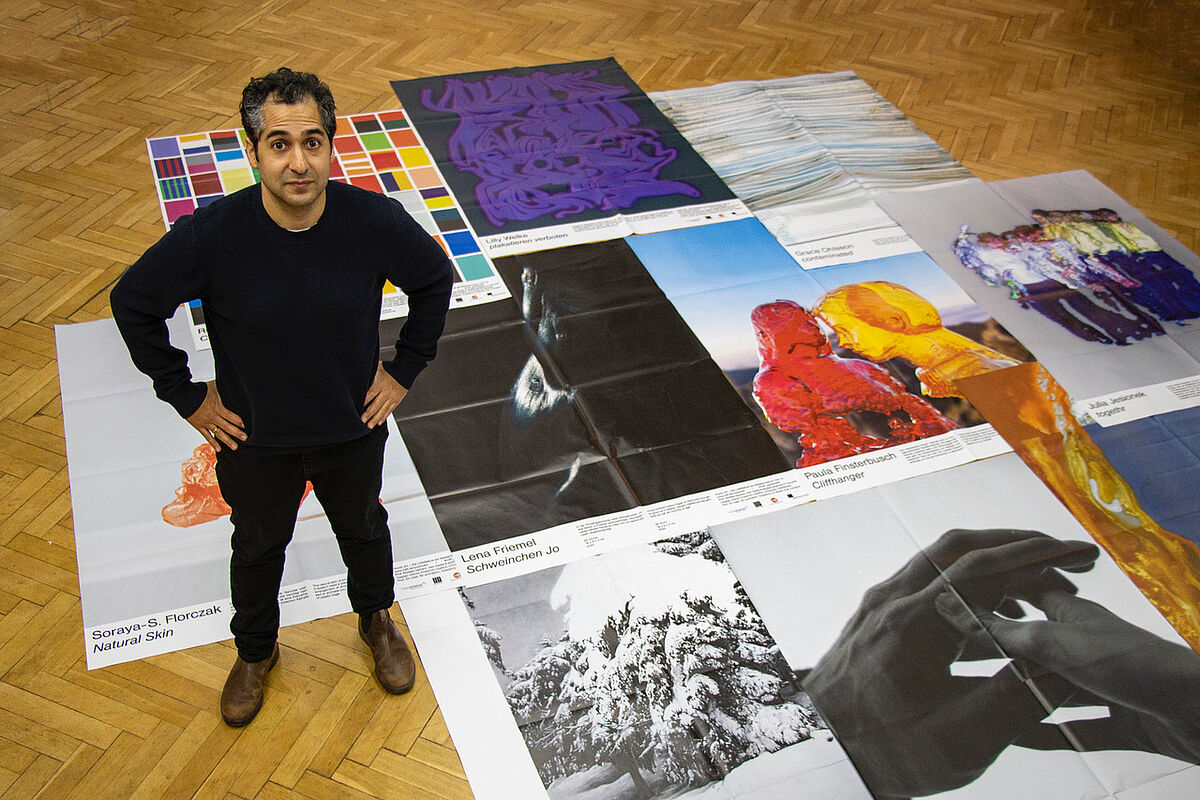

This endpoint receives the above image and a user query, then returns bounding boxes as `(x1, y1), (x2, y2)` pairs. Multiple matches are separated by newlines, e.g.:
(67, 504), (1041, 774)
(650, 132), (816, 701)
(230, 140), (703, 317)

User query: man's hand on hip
(362, 362), (407, 429)
(187, 381), (247, 452)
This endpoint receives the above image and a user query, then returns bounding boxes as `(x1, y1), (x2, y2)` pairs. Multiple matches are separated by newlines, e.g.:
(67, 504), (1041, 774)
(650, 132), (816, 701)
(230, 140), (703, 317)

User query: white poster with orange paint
(57, 310), (453, 669)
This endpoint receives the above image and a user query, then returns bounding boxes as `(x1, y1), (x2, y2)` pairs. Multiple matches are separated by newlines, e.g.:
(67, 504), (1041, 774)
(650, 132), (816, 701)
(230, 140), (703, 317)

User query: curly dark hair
(239, 67), (337, 148)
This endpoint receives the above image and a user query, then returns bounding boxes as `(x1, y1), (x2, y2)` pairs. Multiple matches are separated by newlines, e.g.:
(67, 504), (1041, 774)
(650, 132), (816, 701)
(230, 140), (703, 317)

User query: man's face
(247, 97), (331, 225)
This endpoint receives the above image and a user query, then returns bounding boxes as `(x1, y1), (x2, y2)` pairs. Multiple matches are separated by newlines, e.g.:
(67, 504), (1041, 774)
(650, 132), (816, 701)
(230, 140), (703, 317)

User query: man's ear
(246, 140), (259, 169)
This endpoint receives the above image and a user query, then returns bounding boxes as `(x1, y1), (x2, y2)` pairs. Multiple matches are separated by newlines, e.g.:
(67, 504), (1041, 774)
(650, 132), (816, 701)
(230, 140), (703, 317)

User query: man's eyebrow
(264, 127), (327, 140)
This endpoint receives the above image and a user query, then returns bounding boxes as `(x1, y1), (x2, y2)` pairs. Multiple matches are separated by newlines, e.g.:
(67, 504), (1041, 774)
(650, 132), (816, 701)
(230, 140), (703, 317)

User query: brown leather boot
(220, 644), (279, 727)
(360, 609), (416, 694)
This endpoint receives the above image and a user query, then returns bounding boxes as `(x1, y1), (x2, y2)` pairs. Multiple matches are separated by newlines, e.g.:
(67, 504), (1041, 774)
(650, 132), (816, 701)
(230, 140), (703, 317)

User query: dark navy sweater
(111, 180), (454, 447)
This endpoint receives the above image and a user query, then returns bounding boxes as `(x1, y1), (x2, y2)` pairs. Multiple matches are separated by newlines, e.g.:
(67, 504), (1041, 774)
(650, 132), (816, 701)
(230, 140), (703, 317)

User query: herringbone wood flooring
(2, 1), (1198, 797)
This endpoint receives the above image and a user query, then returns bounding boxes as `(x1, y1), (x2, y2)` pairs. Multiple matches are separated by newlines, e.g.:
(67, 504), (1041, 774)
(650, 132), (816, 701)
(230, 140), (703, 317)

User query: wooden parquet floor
(1, 0), (1198, 797)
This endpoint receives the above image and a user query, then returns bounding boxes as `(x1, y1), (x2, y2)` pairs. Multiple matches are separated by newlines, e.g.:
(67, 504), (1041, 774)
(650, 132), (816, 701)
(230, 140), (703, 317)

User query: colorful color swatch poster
(145, 108), (510, 349)
(390, 58), (750, 257)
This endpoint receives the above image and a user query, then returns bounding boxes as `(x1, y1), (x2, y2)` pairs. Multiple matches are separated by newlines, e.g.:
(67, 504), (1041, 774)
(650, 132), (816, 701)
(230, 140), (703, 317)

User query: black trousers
(215, 425), (394, 662)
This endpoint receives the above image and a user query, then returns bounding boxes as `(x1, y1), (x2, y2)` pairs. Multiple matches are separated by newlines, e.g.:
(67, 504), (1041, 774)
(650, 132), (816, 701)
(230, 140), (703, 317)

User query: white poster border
(1073, 373), (1200, 427)
(478, 199), (752, 259)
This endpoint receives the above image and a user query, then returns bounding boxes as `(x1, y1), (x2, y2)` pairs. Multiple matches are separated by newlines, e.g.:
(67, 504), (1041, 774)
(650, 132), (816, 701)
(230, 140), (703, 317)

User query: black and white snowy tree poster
(459, 531), (863, 799)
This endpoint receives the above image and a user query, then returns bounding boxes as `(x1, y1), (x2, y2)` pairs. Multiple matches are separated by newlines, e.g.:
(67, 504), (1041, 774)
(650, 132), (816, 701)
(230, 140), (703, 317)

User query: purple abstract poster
(391, 59), (743, 254)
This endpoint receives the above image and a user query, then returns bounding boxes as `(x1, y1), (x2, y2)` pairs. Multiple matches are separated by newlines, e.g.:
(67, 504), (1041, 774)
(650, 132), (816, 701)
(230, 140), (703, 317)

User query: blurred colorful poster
(877, 171), (1200, 420)
(390, 58), (750, 257)
(145, 108), (510, 349)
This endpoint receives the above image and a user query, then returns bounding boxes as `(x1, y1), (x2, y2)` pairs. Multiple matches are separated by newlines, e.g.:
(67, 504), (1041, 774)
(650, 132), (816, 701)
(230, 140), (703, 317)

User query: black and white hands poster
(709, 453), (1200, 799)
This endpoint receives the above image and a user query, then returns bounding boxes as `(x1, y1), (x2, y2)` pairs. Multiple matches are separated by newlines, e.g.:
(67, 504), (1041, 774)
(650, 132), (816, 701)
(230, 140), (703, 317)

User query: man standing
(111, 68), (453, 726)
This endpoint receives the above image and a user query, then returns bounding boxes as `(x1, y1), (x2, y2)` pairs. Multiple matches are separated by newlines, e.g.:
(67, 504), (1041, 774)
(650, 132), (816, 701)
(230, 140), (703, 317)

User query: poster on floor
(390, 58), (750, 257)
(956, 361), (1200, 652)
(390, 217), (1022, 564)
(625, 217), (1025, 468)
(402, 530), (873, 800)
(876, 171), (1200, 420)
(709, 453), (1200, 799)
(145, 108), (510, 350)
(57, 311), (453, 669)
(1081, 405), (1200, 547)
(392, 232), (792, 553)
(650, 71), (977, 268)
